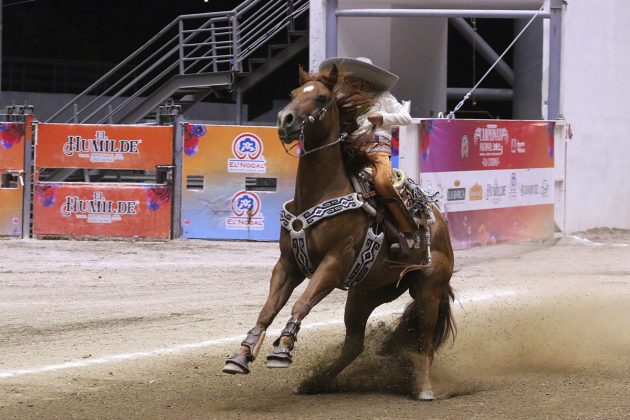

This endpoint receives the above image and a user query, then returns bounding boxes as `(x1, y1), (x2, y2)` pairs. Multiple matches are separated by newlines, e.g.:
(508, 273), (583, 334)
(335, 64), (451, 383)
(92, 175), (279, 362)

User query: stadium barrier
(32, 124), (174, 240)
(181, 124), (298, 241)
(9, 116), (554, 246)
(0, 115), (32, 238)
(398, 119), (556, 249)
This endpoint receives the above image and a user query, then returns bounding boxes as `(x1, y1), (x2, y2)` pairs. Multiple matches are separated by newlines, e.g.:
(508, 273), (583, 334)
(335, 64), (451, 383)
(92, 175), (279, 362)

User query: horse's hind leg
(223, 257), (303, 374)
(296, 283), (407, 394)
(408, 253), (455, 400)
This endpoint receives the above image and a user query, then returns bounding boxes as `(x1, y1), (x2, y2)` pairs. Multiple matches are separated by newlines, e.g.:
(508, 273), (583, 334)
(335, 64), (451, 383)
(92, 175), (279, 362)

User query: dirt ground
(0, 228), (629, 419)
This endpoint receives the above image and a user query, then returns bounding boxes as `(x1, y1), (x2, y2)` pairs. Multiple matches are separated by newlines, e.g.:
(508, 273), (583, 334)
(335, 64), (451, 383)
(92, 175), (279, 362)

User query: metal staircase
(46, 0), (309, 124)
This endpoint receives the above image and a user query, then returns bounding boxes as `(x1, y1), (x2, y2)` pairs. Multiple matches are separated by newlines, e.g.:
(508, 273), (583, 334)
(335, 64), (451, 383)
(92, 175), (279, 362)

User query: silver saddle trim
(343, 226), (384, 289)
(280, 192), (380, 284)
(281, 192), (365, 233)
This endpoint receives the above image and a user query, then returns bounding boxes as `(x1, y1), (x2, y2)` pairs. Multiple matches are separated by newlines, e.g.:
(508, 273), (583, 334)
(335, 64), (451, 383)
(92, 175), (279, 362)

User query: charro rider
(319, 57), (418, 253)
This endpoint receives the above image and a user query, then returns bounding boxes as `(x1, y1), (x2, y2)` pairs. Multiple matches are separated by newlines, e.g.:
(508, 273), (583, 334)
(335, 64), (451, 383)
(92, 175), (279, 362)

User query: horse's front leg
(266, 254), (349, 368)
(223, 257), (304, 374)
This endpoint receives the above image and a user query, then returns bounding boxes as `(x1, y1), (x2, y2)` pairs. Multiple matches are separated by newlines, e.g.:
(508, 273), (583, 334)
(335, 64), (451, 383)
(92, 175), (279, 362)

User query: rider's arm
(373, 92), (411, 128)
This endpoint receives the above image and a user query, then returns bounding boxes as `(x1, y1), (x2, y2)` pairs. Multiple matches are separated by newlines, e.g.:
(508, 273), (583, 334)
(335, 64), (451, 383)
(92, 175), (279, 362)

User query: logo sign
(469, 183), (483, 201)
(60, 191), (139, 224)
(227, 133), (267, 173)
(511, 138), (527, 154)
(447, 188), (466, 201)
(63, 130), (142, 164)
(540, 179), (550, 198)
(226, 190), (264, 230)
(520, 181), (550, 199)
(509, 172), (519, 200)
(474, 124), (510, 168)
(447, 180), (466, 202)
(460, 135), (469, 159)
(486, 179), (507, 203)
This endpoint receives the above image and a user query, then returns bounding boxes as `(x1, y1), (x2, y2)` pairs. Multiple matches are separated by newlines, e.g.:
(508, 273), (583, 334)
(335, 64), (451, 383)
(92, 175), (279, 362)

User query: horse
(223, 64), (455, 400)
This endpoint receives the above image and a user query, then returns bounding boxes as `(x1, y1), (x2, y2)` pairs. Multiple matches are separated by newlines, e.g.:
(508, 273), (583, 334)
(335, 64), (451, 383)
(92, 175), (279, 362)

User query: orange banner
(0, 122), (25, 170)
(36, 124), (173, 170)
(0, 122), (26, 237)
(33, 183), (171, 239)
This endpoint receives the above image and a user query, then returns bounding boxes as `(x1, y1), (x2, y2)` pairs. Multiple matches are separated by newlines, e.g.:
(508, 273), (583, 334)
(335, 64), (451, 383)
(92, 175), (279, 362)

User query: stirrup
(390, 234), (420, 255)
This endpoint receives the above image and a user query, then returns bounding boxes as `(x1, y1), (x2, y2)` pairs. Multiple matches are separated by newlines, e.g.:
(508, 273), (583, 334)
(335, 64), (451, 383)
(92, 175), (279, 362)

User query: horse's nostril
(285, 113), (294, 126)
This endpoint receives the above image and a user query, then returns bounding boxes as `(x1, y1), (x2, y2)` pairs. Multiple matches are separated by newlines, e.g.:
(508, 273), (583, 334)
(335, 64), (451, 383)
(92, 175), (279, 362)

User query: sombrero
(318, 57), (399, 91)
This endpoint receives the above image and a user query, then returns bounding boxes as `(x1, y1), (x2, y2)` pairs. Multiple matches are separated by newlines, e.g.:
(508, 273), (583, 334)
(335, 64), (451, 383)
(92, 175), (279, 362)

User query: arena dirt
(0, 229), (629, 419)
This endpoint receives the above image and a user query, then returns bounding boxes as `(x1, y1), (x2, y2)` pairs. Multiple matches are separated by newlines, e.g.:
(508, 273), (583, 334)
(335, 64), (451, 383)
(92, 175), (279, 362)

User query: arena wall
(557, 0), (630, 231)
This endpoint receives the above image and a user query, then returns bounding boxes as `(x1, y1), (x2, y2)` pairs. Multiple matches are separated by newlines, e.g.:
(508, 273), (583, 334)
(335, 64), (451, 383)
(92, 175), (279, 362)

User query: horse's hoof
(222, 361), (249, 374)
(417, 389), (436, 401)
(223, 354), (250, 374)
(266, 345), (292, 368)
(266, 358), (291, 369)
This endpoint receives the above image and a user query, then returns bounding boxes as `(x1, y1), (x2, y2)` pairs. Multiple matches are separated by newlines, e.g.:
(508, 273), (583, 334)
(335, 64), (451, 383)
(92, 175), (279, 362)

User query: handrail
(78, 14), (221, 124)
(46, 18), (180, 122)
(47, 0), (309, 123)
(66, 34), (181, 123)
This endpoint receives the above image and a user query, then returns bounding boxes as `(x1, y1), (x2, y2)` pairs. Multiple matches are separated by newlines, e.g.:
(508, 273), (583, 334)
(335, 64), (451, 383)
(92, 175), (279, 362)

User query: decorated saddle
(281, 168), (439, 289)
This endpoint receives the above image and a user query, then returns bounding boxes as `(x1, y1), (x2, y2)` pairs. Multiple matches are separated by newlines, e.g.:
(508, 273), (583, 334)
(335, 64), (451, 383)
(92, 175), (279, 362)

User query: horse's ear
(321, 64), (339, 89)
(298, 65), (312, 85)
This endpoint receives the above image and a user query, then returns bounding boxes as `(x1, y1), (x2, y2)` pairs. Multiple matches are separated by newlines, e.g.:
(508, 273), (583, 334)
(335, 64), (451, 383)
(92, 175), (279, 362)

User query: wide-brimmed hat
(318, 57), (399, 91)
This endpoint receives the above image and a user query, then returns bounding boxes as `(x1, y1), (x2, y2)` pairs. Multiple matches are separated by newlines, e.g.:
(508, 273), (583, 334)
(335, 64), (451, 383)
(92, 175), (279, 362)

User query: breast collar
(280, 190), (383, 289)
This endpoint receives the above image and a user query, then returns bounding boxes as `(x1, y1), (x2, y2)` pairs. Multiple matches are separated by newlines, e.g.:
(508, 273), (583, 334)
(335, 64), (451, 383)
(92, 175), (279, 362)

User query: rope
(446, 5), (545, 120)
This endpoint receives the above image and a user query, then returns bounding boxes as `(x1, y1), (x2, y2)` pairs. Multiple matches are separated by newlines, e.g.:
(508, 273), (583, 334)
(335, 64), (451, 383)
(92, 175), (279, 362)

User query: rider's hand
(367, 113), (383, 128)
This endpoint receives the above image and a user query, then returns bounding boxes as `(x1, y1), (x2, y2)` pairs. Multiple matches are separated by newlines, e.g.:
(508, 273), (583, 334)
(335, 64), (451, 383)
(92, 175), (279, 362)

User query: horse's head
(277, 65), (339, 145)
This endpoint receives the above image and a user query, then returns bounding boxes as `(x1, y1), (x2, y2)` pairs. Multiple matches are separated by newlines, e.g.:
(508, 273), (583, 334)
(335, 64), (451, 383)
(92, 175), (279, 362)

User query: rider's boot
(384, 192), (421, 255)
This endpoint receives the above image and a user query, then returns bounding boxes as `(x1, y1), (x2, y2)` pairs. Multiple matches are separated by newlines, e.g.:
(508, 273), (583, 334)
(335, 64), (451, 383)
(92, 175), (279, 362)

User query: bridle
(280, 84), (347, 158)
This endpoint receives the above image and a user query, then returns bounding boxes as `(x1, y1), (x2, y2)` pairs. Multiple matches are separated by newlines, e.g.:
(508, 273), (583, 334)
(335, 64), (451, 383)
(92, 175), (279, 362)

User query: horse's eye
(316, 95), (328, 106)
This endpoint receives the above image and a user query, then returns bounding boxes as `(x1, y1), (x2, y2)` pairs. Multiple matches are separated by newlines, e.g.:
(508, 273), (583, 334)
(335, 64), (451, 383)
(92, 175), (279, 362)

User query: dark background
(3, 0), (242, 63)
(2, 0), (513, 118)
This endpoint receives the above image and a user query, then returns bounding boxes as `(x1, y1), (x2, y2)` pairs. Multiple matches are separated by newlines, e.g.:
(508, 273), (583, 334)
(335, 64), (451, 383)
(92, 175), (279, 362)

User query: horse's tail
(433, 284), (457, 350)
(385, 285), (456, 352)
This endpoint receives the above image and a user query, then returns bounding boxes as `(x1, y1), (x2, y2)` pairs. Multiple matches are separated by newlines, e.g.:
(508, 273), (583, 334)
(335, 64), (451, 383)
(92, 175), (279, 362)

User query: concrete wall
(310, 0), (447, 118)
(559, 0), (630, 231)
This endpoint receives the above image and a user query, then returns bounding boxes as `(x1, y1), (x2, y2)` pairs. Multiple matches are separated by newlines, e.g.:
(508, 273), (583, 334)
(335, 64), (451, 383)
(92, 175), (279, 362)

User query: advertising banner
(33, 183), (171, 239)
(36, 124), (173, 170)
(0, 122), (26, 237)
(0, 188), (23, 237)
(419, 119), (555, 249)
(181, 124), (298, 240)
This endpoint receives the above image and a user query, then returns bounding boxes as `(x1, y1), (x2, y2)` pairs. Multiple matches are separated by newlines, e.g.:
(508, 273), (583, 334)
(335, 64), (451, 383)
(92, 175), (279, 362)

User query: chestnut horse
(223, 64), (455, 400)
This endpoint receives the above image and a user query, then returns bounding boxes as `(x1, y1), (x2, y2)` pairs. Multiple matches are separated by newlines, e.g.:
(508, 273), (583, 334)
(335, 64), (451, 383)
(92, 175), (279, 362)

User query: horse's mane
(335, 77), (377, 173)
(301, 67), (376, 173)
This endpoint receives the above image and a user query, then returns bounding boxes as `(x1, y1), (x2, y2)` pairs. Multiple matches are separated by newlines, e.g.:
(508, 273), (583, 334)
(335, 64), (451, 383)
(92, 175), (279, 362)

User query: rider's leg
(369, 151), (418, 251)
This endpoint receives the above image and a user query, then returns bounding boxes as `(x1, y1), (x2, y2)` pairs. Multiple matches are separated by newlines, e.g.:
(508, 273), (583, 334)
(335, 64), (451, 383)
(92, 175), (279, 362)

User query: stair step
(268, 44), (289, 56)
(288, 30), (308, 39)
(249, 58), (268, 64)
(248, 57), (268, 72)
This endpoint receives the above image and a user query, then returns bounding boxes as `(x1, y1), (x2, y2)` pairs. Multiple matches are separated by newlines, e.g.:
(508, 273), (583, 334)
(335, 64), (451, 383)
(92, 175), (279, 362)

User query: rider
(319, 57), (418, 253)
